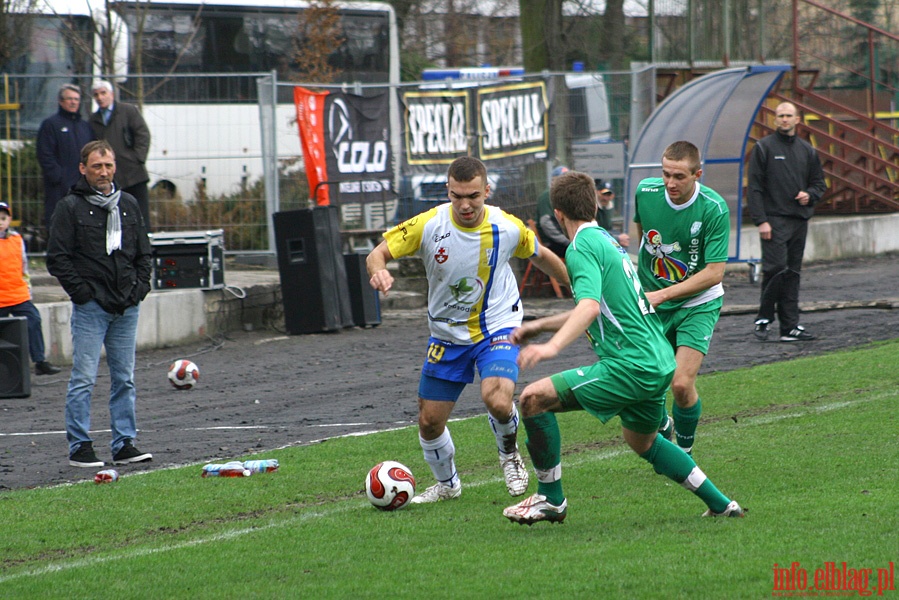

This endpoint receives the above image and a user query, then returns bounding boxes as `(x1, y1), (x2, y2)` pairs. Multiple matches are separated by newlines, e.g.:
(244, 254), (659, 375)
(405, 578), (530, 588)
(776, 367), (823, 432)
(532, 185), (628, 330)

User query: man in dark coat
(36, 84), (96, 226)
(89, 80), (153, 227)
(747, 101), (827, 343)
(47, 140), (153, 468)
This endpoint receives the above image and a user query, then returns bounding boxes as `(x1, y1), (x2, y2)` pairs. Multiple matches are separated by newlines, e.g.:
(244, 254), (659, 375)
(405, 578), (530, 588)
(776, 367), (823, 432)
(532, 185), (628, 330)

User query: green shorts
(550, 358), (674, 434)
(657, 297), (723, 355)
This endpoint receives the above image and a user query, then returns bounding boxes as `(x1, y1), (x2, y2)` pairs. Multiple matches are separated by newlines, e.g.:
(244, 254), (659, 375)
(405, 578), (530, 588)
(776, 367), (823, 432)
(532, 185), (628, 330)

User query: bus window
(0, 14), (93, 133)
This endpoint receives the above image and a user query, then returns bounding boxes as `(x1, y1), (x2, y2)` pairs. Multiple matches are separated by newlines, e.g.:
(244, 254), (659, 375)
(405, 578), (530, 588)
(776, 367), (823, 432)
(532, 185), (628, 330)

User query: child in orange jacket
(0, 202), (60, 375)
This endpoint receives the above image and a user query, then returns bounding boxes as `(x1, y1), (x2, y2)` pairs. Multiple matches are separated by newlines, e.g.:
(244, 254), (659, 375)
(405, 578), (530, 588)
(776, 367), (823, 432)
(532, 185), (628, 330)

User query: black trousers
(757, 215), (809, 334)
(123, 181), (151, 229)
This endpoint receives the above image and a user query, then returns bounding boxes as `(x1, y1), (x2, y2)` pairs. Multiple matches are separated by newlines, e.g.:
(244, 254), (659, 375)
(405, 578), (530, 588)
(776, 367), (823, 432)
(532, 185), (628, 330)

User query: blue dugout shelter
(625, 65), (791, 264)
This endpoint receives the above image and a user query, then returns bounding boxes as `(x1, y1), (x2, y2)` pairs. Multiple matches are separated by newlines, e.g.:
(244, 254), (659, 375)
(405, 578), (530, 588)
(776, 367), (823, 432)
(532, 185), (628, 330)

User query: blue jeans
(65, 300), (140, 456)
(0, 300), (46, 363)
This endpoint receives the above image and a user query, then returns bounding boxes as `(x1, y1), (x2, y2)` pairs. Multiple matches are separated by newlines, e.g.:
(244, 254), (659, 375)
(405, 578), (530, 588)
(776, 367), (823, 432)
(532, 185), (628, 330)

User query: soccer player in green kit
(633, 141), (730, 456)
(503, 170), (742, 525)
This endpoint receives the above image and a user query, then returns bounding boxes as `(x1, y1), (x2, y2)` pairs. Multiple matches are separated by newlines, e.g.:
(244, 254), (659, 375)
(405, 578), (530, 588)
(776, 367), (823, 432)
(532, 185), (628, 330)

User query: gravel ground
(2, 253), (896, 491)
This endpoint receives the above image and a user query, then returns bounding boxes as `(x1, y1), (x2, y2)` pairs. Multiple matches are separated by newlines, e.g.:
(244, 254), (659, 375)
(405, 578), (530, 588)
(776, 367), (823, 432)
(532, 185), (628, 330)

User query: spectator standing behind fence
(47, 140), (153, 468)
(594, 179), (630, 248)
(36, 84), (96, 227)
(536, 166), (571, 256)
(89, 81), (152, 228)
(747, 101), (827, 343)
(0, 202), (61, 376)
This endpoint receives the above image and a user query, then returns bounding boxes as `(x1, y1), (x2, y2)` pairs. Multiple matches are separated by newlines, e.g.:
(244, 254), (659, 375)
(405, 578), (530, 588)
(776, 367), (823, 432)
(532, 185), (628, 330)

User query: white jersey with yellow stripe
(384, 203), (536, 345)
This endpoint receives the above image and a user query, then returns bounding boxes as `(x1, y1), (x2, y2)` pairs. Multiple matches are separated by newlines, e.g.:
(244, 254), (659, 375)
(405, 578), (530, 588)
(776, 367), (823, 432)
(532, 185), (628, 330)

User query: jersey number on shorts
(427, 343), (446, 364)
(622, 258), (652, 316)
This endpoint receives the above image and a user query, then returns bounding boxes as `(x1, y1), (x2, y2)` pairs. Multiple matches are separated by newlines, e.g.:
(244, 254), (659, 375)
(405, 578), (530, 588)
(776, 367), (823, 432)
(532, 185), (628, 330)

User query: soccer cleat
(702, 500), (745, 518)
(69, 442), (104, 468)
(410, 480), (462, 504)
(112, 440), (153, 464)
(500, 450), (529, 496)
(658, 415), (674, 441)
(753, 319), (770, 341)
(780, 326), (816, 342)
(503, 493), (568, 525)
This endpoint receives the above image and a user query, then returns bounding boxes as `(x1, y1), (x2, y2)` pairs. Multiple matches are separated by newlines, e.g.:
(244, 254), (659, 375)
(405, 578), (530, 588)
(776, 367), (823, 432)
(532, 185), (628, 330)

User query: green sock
(640, 435), (731, 513)
(674, 398), (702, 452)
(523, 412), (564, 505)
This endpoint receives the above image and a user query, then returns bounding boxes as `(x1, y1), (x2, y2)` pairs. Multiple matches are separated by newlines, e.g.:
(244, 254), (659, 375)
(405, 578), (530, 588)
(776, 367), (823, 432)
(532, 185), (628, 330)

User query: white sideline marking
(254, 336), (290, 345)
(183, 426), (270, 431)
(2, 392), (891, 583)
(0, 430), (69, 437)
(0, 503), (360, 585)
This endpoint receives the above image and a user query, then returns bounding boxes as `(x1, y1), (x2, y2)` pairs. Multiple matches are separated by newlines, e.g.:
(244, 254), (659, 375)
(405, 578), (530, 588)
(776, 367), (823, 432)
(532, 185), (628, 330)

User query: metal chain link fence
(1, 69), (654, 254)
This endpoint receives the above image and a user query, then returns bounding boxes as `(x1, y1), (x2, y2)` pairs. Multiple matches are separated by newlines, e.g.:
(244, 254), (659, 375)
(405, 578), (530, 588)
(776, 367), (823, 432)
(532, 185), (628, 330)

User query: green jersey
(565, 223), (675, 375)
(633, 177), (730, 313)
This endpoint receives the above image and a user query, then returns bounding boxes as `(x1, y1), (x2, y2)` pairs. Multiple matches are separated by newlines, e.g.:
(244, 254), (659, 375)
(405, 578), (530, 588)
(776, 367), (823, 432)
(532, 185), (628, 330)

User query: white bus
(2, 0), (400, 197)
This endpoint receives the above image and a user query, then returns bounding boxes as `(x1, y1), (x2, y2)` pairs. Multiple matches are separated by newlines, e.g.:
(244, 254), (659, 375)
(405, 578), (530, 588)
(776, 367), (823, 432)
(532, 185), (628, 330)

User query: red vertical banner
(294, 86), (330, 205)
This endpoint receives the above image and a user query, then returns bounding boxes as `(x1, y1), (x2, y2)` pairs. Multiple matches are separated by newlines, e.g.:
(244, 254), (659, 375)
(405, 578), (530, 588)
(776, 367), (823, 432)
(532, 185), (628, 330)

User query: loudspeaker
(344, 253), (381, 327)
(274, 207), (354, 334)
(0, 317), (31, 398)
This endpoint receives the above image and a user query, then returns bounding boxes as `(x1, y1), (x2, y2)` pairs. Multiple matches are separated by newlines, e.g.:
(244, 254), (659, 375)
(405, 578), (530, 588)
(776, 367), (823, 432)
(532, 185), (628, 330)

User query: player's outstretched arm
(517, 299), (599, 370)
(529, 244), (570, 287)
(644, 261), (726, 308)
(366, 241), (396, 295)
(510, 310), (574, 346)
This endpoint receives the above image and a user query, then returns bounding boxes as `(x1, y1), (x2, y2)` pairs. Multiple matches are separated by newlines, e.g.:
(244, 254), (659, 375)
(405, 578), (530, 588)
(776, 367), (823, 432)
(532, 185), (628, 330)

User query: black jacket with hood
(47, 176), (152, 314)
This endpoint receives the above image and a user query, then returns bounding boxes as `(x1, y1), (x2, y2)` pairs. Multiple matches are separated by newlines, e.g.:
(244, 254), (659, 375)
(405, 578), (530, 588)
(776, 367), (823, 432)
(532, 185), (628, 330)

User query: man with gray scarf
(47, 140), (153, 468)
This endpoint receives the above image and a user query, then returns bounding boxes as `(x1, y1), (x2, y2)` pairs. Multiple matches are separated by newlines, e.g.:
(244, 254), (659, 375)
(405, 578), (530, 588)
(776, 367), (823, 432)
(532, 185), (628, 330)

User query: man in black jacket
(747, 101), (827, 342)
(90, 80), (152, 227)
(36, 84), (96, 227)
(47, 140), (154, 468)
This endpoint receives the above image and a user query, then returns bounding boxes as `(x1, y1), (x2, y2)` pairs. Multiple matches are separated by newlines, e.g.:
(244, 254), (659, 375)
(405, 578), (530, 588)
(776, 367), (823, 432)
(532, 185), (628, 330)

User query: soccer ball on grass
(365, 461), (415, 511)
(168, 359), (199, 390)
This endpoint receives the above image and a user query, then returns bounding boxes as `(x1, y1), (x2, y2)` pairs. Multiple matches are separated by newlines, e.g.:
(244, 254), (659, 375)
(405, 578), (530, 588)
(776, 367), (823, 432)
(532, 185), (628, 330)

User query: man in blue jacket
(36, 84), (96, 226)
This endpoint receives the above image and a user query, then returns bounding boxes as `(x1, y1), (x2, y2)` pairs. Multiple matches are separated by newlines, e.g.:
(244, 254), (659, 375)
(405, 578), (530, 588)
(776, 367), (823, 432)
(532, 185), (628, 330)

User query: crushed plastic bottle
(243, 459), (279, 474)
(201, 461), (251, 478)
(94, 469), (119, 484)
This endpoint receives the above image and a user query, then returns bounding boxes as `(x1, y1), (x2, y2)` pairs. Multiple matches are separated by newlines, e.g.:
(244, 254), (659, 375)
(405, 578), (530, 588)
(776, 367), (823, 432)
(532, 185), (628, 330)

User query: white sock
(488, 403), (520, 455)
(420, 428), (458, 487)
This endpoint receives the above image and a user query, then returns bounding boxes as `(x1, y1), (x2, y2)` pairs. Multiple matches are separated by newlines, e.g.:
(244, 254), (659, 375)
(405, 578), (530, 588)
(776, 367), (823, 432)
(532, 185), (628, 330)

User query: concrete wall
(36, 289), (209, 365)
(737, 213), (899, 263)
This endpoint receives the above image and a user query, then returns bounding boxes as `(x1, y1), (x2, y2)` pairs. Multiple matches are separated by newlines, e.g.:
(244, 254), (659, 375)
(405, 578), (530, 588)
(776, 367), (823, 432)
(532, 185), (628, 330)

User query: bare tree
(294, 0), (344, 84)
(0, 0), (39, 70)
(518, 0), (565, 71)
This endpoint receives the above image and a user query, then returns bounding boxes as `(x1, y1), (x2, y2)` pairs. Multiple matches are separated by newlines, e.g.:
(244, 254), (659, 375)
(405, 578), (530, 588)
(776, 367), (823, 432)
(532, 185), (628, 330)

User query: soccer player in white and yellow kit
(503, 170), (742, 524)
(367, 156), (569, 504)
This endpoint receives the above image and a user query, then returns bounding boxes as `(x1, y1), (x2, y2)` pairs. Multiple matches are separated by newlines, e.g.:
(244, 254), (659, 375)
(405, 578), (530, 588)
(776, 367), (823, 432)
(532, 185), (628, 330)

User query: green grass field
(1, 340), (897, 598)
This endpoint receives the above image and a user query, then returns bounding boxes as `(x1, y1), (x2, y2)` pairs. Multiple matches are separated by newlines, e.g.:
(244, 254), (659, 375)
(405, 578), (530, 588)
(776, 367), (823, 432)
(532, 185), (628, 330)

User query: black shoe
(69, 442), (105, 468)
(780, 326), (816, 342)
(112, 440), (153, 464)
(35, 361), (61, 375)
(753, 319), (770, 341)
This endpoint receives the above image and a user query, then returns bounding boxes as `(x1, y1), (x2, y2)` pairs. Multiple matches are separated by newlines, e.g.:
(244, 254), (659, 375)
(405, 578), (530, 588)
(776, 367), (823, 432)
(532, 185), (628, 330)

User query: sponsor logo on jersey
(643, 229), (688, 282)
(448, 276), (484, 305)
